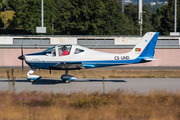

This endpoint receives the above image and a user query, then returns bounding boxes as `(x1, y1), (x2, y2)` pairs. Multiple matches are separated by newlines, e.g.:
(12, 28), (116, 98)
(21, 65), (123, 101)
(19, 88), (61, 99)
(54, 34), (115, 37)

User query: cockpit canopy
(43, 45), (72, 56)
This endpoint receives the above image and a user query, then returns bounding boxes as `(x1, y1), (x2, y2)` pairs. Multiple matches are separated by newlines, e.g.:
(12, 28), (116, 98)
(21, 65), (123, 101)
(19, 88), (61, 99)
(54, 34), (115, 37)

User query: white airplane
(18, 32), (159, 83)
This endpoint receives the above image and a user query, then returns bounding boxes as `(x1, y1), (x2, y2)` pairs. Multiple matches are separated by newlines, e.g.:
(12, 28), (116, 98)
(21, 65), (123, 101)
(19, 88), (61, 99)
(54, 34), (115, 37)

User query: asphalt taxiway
(0, 78), (180, 94)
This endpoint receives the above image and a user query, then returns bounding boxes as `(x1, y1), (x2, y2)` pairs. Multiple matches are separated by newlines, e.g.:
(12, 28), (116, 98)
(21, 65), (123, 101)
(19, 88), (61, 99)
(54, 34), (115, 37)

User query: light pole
(138, 0), (142, 36)
(170, 0), (178, 36)
(36, 0), (46, 34)
(41, 0), (44, 27)
(140, 12), (142, 36)
(174, 0), (177, 32)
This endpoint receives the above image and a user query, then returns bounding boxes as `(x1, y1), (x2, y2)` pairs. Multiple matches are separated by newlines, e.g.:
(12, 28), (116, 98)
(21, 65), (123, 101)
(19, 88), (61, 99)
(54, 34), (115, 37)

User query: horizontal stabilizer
(143, 57), (159, 61)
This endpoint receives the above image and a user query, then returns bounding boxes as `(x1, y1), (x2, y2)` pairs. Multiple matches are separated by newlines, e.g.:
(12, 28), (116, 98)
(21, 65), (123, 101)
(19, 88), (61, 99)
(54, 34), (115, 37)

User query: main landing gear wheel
(62, 79), (70, 83)
(61, 75), (74, 83)
(29, 79), (35, 83)
(61, 70), (76, 83)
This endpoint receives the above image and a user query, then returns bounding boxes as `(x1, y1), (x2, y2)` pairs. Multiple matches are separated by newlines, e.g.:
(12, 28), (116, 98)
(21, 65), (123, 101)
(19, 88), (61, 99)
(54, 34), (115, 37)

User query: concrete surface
(0, 78), (180, 94)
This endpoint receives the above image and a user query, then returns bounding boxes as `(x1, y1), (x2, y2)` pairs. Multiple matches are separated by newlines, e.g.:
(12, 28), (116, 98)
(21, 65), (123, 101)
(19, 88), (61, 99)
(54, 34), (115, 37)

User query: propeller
(18, 44), (24, 75)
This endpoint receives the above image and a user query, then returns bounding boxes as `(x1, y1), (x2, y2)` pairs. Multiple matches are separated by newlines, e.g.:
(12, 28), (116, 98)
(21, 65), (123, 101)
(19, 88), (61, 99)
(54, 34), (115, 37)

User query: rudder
(139, 32), (159, 57)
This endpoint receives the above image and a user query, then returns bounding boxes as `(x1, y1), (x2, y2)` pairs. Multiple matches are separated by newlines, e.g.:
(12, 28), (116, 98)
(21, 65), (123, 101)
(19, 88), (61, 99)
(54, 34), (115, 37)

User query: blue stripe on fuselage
(26, 57), (144, 69)
(82, 58), (143, 68)
(27, 62), (58, 69)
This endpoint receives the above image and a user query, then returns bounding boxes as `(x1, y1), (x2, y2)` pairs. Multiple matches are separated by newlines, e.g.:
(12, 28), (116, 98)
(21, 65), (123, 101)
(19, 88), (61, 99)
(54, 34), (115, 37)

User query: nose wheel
(27, 69), (41, 82)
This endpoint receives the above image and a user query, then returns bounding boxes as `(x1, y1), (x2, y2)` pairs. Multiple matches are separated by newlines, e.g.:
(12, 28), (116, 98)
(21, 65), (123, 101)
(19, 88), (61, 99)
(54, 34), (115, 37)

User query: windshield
(42, 45), (72, 57)
(43, 46), (55, 53)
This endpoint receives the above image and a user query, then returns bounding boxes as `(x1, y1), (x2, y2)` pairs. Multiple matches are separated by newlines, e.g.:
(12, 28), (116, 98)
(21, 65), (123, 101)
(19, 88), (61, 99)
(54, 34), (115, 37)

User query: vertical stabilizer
(129, 32), (159, 59)
(139, 32), (159, 57)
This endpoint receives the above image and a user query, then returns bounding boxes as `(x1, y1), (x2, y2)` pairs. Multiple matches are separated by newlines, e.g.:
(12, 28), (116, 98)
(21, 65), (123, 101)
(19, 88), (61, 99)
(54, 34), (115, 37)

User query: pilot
(61, 46), (69, 56)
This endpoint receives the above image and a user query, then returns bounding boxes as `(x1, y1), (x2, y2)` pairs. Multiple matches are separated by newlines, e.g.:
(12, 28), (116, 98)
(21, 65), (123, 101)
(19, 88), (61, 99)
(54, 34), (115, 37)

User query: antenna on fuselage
(93, 42), (100, 49)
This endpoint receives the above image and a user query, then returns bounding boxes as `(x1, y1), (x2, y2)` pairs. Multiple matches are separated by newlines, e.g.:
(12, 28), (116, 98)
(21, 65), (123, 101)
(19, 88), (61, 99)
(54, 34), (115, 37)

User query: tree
(152, 4), (168, 34)
(8, 0), (56, 34)
(0, 0), (8, 10)
(124, 3), (155, 35)
(102, 0), (132, 35)
(0, 10), (15, 29)
(142, 5), (154, 34)
(177, 1), (180, 32)
(161, 0), (175, 35)
(0, 0), (10, 29)
(153, 0), (180, 35)
(55, 0), (133, 35)
(124, 3), (139, 35)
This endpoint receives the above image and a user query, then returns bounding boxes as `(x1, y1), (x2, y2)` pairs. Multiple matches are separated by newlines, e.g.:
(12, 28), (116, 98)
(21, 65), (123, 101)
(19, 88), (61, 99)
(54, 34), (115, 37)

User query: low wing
(49, 62), (83, 70)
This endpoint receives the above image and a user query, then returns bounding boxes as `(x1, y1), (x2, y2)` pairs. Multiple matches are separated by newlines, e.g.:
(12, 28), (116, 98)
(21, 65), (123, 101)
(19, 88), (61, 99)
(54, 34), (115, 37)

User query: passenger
(61, 46), (69, 56)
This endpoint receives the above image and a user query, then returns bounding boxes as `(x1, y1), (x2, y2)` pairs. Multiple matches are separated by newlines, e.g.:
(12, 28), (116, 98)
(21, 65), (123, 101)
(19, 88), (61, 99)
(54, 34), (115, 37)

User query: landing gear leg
(61, 70), (76, 83)
(27, 69), (41, 82)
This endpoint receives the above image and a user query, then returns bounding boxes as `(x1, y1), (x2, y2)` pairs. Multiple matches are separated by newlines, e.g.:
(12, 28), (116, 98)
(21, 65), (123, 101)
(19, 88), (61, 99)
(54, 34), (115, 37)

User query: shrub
(70, 93), (110, 108)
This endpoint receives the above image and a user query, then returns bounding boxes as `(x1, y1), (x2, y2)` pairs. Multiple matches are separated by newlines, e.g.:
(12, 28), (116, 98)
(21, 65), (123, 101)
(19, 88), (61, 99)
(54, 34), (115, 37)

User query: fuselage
(17, 32), (159, 82)
(24, 32), (159, 70)
(24, 44), (142, 70)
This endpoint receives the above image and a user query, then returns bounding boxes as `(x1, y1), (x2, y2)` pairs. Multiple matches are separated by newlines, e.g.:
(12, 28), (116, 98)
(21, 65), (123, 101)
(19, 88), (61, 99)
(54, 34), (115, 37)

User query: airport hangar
(0, 34), (180, 67)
